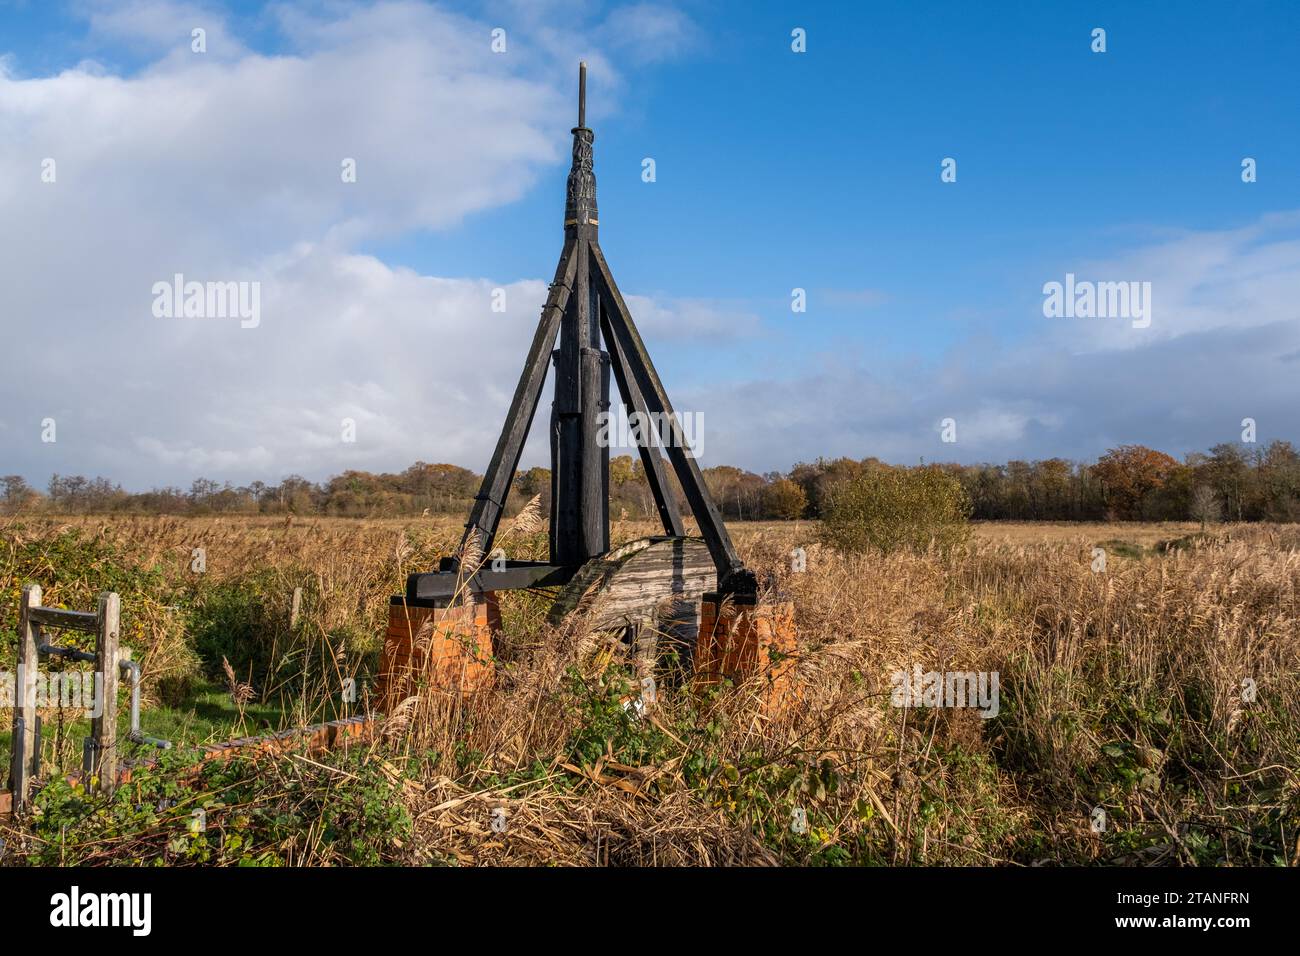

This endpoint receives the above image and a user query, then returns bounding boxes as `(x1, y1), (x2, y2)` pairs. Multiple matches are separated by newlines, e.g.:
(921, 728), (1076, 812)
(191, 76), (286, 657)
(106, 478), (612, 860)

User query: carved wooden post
(550, 61), (609, 567)
(9, 584), (40, 809)
(91, 591), (121, 795)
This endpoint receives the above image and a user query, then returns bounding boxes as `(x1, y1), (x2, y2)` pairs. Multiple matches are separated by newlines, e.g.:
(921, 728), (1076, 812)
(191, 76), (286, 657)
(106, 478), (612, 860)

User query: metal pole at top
(578, 61), (586, 128)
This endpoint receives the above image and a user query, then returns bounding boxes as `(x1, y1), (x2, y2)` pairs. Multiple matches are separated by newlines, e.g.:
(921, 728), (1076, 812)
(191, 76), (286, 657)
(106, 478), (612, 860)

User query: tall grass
(1, 515), (1296, 866)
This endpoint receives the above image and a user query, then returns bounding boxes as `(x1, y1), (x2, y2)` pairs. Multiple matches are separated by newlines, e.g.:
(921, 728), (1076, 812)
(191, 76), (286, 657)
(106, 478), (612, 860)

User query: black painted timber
(428, 62), (755, 599)
(405, 561), (579, 605)
(601, 298), (685, 537)
(591, 243), (755, 595)
(459, 240), (577, 563)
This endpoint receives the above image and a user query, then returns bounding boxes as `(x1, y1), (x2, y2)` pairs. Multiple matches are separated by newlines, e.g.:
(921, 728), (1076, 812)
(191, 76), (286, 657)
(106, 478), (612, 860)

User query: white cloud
(1042, 212), (1300, 350)
(623, 293), (762, 340)
(0, 1), (712, 488)
(598, 3), (701, 64)
(687, 214), (1300, 470)
(81, 0), (246, 59)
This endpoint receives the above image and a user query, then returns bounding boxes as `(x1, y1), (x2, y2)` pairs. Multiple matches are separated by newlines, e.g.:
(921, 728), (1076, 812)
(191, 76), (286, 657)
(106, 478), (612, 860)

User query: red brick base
(694, 595), (797, 713)
(375, 595), (498, 710)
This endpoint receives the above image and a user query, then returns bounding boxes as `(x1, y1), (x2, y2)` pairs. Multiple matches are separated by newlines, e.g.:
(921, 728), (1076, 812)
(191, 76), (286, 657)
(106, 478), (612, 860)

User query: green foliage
(25, 747), (412, 866)
(562, 668), (672, 768)
(820, 466), (971, 555)
(1095, 538), (1145, 560)
(693, 748), (853, 863)
(188, 571), (285, 683)
(990, 637), (1300, 865)
(0, 525), (184, 666)
(0, 524), (200, 773)
(187, 573), (366, 712)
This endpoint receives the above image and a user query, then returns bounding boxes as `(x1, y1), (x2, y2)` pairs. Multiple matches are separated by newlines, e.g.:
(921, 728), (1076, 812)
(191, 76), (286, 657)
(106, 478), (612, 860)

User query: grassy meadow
(1, 513), (1297, 866)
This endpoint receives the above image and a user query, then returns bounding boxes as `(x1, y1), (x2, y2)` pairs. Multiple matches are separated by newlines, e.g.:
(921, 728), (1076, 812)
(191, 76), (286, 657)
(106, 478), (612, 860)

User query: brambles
(819, 466), (971, 555)
(22, 746), (412, 866)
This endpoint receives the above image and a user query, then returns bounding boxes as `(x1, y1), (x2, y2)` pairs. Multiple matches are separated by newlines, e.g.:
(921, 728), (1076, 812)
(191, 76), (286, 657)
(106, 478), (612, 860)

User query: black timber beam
(590, 242), (756, 596)
(457, 240), (578, 563)
(600, 297), (685, 537)
(406, 561), (580, 605)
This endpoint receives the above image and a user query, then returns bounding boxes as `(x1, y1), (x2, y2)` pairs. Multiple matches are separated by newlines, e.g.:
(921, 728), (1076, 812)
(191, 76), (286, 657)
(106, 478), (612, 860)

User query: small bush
(820, 466), (970, 555)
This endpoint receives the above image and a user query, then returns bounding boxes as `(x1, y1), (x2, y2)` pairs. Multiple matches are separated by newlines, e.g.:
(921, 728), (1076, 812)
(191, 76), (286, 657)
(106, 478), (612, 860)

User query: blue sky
(381, 1), (1300, 372)
(1, 0), (1298, 488)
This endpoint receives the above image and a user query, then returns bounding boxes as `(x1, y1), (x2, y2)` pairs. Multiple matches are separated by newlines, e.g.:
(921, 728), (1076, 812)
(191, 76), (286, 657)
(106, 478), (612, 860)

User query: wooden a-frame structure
(406, 64), (755, 605)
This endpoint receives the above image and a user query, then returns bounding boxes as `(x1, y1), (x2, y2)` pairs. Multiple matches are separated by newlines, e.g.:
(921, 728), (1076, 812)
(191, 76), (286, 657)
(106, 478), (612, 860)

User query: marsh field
(1, 514), (1297, 866)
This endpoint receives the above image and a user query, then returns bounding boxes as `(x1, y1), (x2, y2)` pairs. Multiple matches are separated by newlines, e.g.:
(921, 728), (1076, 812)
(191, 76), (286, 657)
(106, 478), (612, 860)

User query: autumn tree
(788, 457), (882, 517)
(702, 465), (765, 519)
(1201, 444), (1252, 521)
(400, 462), (478, 510)
(607, 454), (653, 518)
(1, 475), (39, 513)
(1090, 445), (1178, 520)
(1257, 441), (1300, 521)
(762, 477), (808, 519)
(513, 465), (551, 497)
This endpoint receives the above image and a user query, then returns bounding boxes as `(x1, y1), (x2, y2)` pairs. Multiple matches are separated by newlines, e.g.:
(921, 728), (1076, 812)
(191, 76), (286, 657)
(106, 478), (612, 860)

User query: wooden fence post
(91, 591), (121, 795)
(290, 586), (303, 629)
(9, 584), (40, 810)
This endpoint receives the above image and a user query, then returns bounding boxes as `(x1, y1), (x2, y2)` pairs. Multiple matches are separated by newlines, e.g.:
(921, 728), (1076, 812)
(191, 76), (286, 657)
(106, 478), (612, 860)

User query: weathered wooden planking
(28, 606), (98, 632)
(92, 592), (121, 794)
(9, 585), (40, 809)
(547, 537), (715, 637)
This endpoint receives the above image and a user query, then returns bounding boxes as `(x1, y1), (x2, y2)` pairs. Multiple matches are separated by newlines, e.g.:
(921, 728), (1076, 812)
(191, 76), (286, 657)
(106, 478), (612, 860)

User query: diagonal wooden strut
(590, 242), (755, 594)
(459, 240), (579, 561)
(600, 298), (684, 537)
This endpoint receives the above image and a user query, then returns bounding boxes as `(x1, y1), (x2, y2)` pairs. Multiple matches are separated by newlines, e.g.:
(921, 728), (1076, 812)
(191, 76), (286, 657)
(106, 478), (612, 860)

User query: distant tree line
(942, 441), (1300, 523)
(3, 440), (1299, 523)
